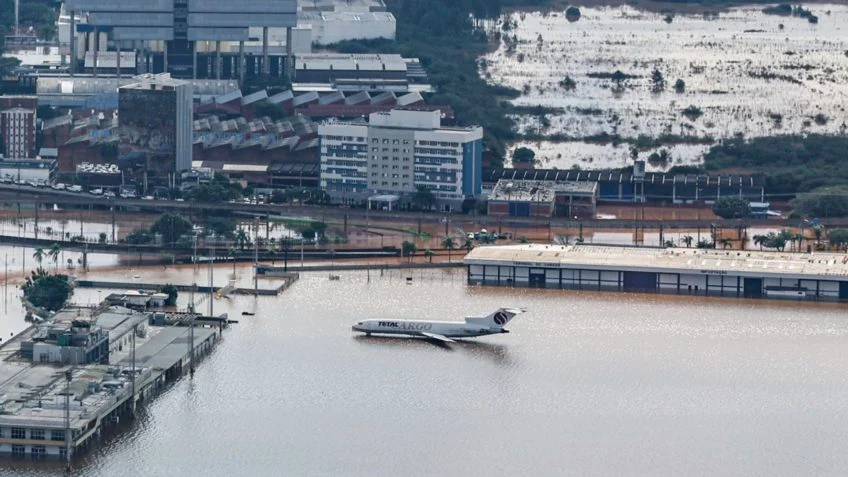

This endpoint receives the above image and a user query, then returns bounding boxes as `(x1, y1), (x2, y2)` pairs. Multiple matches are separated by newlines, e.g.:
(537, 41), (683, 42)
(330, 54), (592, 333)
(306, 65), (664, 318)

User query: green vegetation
(22, 269), (71, 312)
(712, 197), (751, 219)
(183, 174), (244, 202)
(512, 147), (536, 164)
(401, 240), (417, 262)
(827, 228), (848, 251)
(151, 213), (194, 245)
(411, 185), (436, 211)
(674, 78), (686, 93)
(703, 135), (848, 195)
(790, 187), (848, 218)
(159, 284), (178, 306)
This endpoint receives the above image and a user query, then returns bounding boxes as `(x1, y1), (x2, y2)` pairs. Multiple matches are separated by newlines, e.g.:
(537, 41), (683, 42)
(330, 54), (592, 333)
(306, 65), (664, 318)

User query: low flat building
(465, 244), (848, 300)
(487, 179), (597, 218)
(20, 320), (109, 365)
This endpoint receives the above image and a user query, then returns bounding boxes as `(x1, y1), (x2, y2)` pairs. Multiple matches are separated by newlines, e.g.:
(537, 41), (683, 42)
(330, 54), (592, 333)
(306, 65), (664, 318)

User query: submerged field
(482, 4), (848, 170)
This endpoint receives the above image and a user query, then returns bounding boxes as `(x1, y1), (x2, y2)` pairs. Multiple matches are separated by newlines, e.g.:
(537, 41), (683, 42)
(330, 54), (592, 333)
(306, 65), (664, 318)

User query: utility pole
(130, 323), (136, 415)
(189, 284), (196, 377)
(253, 217), (259, 296)
(208, 243), (214, 317)
(64, 368), (72, 472)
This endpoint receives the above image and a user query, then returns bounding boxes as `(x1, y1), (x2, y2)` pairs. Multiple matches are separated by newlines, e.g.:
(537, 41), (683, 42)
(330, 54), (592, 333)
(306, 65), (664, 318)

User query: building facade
(118, 74), (193, 181)
(319, 109), (482, 207)
(465, 244), (848, 301)
(0, 108), (36, 158)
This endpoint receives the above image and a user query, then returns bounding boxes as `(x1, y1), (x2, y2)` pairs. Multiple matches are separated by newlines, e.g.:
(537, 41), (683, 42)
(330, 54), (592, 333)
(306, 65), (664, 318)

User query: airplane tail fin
(467, 307), (526, 329)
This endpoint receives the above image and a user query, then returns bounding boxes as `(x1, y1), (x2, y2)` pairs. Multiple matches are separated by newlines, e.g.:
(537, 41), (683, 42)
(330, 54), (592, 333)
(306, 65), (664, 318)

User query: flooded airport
(1, 266), (846, 476)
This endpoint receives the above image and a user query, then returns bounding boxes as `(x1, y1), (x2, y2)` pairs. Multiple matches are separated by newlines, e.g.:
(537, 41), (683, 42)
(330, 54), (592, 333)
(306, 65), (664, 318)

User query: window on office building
(31, 445), (46, 459)
(11, 445), (24, 456)
(11, 428), (26, 439)
(30, 429), (45, 440)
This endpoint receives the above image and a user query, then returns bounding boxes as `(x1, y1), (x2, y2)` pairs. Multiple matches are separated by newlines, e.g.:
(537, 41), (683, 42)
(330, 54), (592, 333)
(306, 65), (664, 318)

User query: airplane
(351, 307), (526, 344)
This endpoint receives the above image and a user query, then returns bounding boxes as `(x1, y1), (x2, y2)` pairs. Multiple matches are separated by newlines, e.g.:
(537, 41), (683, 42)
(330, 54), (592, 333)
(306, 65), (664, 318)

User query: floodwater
(484, 4), (848, 169)
(2, 267), (848, 476)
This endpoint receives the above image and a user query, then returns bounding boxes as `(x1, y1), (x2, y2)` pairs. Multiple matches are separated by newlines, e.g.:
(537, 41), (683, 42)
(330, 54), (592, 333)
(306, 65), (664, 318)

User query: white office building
(319, 109), (483, 207)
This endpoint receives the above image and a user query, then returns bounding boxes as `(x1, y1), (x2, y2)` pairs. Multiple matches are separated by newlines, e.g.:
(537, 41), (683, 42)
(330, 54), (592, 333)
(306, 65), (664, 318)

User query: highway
(0, 182), (839, 231)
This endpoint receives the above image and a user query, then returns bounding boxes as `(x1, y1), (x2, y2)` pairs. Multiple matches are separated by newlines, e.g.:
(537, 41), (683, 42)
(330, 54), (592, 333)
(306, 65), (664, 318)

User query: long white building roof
(464, 244), (848, 280)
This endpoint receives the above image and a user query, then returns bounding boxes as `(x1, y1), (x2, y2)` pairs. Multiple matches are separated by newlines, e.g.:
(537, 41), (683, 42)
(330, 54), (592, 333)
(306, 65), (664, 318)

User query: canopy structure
(367, 194), (399, 211)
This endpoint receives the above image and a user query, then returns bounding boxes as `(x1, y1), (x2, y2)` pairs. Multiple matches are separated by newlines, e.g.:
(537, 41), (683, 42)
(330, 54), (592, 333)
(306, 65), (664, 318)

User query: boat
(764, 286), (807, 299)
(241, 311), (255, 316)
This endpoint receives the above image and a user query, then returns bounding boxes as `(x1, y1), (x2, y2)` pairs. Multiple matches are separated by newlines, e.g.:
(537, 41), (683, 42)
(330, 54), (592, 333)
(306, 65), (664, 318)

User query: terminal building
(465, 244), (848, 301)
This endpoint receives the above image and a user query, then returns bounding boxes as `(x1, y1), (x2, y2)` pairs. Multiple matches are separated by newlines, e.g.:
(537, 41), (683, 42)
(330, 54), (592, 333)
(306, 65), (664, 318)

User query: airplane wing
(418, 332), (455, 343)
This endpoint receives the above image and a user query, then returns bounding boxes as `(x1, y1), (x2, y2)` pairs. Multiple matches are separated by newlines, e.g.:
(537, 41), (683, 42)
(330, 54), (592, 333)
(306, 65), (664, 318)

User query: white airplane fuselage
(352, 319), (508, 339)
(352, 307), (525, 342)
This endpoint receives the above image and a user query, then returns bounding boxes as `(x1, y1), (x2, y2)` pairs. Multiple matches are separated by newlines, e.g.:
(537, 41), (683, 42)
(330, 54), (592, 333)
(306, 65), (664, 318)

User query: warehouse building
(487, 179), (597, 218)
(484, 168), (765, 203)
(465, 244), (848, 301)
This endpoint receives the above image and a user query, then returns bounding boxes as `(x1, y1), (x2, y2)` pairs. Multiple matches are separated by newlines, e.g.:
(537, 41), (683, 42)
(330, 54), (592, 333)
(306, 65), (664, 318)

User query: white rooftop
(465, 244), (848, 279)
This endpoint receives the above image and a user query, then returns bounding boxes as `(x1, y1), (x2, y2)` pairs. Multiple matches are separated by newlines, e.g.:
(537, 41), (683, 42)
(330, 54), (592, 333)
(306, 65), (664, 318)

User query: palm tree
(48, 243), (61, 271)
(794, 233), (806, 252)
(663, 239), (675, 248)
(401, 241), (417, 263)
(752, 234), (766, 250)
(32, 247), (45, 269)
(464, 238), (474, 252)
(442, 237), (455, 262)
(424, 249), (434, 263)
(681, 235), (694, 248)
(235, 228), (250, 250)
(812, 225), (825, 245)
(719, 237), (732, 249)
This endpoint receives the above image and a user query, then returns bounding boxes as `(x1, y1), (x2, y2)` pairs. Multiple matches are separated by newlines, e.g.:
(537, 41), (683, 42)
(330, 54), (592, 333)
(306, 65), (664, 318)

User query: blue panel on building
(599, 182), (619, 200)
(462, 139), (482, 196)
(509, 202), (530, 217)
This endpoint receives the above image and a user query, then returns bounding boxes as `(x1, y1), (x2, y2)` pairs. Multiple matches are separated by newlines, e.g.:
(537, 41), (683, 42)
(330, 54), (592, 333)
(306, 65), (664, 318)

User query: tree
(0, 57), (21, 78)
(48, 243), (61, 271)
(512, 147), (536, 164)
(712, 197), (751, 219)
(150, 213), (194, 245)
(235, 228), (251, 250)
(650, 69), (665, 93)
(32, 248), (45, 268)
(663, 239), (675, 248)
(559, 76), (576, 91)
(465, 238), (474, 251)
(753, 234), (766, 250)
(424, 249), (434, 263)
(98, 232), (108, 244)
(411, 186), (436, 211)
(791, 187), (848, 218)
(674, 79), (686, 93)
(22, 270), (71, 312)
(159, 284), (178, 306)
(124, 229), (154, 245)
(442, 237), (456, 262)
(681, 235), (694, 248)
(719, 237), (732, 249)
(402, 240), (417, 262)
(812, 225), (825, 244)
(205, 217), (237, 238)
(828, 228), (848, 251)
(301, 228), (316, 242)
(311, 221), (328, 238)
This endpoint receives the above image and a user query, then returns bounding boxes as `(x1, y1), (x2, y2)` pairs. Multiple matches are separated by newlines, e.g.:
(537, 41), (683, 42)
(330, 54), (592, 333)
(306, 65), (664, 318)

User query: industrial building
(465, 244), (848, 301)
(319, 108), (483, 208)
(298, 0), (396, 45)
(64, 0), (297, 81)
(20, 321), (109, 365)
(487, 179), (597, 218)
(118, 74), (193, 180)
(484, 168), (766, 203)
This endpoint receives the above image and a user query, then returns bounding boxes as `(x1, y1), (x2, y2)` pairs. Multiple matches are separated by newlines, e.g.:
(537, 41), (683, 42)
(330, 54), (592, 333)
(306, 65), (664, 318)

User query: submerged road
(0, 183), (842, 231)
